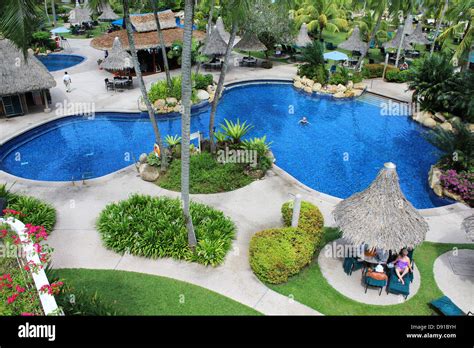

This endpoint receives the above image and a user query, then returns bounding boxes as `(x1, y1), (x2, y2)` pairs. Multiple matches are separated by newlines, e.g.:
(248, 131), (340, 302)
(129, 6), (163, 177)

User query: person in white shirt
(63, 72), (72, 93)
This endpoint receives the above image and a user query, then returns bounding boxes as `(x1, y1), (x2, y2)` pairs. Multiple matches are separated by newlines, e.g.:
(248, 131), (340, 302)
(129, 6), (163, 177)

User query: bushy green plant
(297, 64), (329, 84)
(241, 136), (272, 157)
(146, 152), (161, 167)
(192, 73), (213, 89)
(301, 41), (325, 66)
(220, 119), (253, 144)
(385, 69), (411, 83)
(165, 134), (182, 147)
(328, 72), (347, 85)
(281, 201), (324, 244)
(148, 75), (183, 102)
(437, 71), (474, 123)
(249, 227), (314, 284)
(362, 63), (397, 78)
(7, 196), (56, 233)
(96, 195), (235, 266)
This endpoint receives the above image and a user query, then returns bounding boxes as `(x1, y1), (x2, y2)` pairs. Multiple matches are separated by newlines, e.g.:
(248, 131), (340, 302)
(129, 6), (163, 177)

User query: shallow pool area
(0, 83), (452, 208)
(36, 54), (85, 71)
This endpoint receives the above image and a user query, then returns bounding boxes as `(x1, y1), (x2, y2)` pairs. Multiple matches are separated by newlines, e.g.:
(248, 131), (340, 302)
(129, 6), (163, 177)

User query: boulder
(422, 117), (437, 128)
(428, 166), (442, 189)
(303, 86), (312, 94)
(153, 99), (166, 109)
(293, 75), (301, 82)
(139, 153), (148, 164)
(353, 82), (367, 90)
(344, 90), (355, 98)
(306, 79), (315, 87)
(293, 81), (303, 89)
(412, 110), (431, 123)
(336, 84), (347, 92)
(196, 89), (210, 101)
(139, 163), (160, 182)
(312, 83), (322, 92)
(439, 122), (453, 132)
(206, 84), (216, 93)
(443, 188), (463, 202)
(352, 89), (363, 97)
(326, 85), (338, 94)
(173, 104), (181, 113)
(467, 123), (474, 132)
(333, 92), (346, 98)
(138, 97), (147, 111)
(346, 80), (353, 90)
(165, 97), (178, 105)
(433, 112), (446, 123)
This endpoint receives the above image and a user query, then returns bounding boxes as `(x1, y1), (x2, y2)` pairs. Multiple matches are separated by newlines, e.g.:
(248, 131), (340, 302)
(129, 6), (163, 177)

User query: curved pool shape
(0, 83), (452, 208)
(36, 54), (85, 72)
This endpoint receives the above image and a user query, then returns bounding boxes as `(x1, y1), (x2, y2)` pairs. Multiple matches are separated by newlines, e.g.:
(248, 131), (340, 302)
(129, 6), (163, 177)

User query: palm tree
(209, 0), (251, 153)
(0, 0), (39, 56)
(44, 0), (51, 25)
(181, 0), (198, 248)
(51, 0), (57, 27)
(206, 0), (216, 40)
(123, 0), (167, 171)
(150, 0), (172, 88)
(430, 0), (449, 55)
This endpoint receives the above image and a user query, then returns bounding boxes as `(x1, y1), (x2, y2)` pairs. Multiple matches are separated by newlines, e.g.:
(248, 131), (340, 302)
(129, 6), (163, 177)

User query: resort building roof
(130, 10), (177, 32)
(98, 2), (120, 21)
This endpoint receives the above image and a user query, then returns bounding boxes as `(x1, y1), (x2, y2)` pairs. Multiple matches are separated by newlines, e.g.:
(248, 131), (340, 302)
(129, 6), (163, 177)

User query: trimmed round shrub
(249, 227), (314, 284)
(281, 201), (324, 244)
(7, 196), (56, 233)
(97, 195), (235, 266)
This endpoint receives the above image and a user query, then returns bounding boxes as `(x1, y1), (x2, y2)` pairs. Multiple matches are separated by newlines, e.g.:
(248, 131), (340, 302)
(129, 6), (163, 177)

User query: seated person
(391, 248), (412, 284)
(399, 62), (409, 71)
(367, 265), (388, 281)
(298, 116), (309, 125)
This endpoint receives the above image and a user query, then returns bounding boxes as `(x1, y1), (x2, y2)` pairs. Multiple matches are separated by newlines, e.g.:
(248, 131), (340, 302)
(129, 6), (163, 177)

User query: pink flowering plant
(439, 170), (474, 207)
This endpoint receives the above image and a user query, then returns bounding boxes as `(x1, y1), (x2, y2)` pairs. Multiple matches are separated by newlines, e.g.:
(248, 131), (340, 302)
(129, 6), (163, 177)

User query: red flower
(21, 312), (35, 316)
(7, 293), (18, 304)
(16, 285), (25, 293)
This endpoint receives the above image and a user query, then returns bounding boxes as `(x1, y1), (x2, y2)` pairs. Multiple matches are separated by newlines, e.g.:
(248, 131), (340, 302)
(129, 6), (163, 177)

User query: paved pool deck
(0, 38), (472, 315)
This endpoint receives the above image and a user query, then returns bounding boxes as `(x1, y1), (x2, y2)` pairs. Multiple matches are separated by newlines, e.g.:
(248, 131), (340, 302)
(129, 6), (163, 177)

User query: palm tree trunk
(430, 0), (449, 56)
(44, 0), (51, 25)
(51, 0), (57, 27)
(356, 11), (383, 70)
(151, 0), (172, 88)
(206, 0), (215, 40)
(123, 0), (167, 171)
(181, 0), (197, 248)
(209, 23), (238, 153)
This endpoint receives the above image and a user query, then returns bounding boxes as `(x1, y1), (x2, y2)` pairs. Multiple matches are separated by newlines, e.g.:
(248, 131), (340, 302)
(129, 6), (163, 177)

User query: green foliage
(219, 119), (253, 144)
(97, 194), (236, 266)
(249, 227), (315, 284)
(297, 64), (329, 84)
(158, 152), (254, 193)
(31, 31), (56, 50)
(148, 73), (212, 104)
(437, 71), (474, 123)
(385, 69), (411, 83)
(281, 201), (325, 244)
(362, 63), (397, 78)
(261, 60), (273, 69)
(425, 120), (474, 172)
(192, 73), (213, 90)
(165, 134), (182, 147)
(7, 196), (56, 233)
(146, 152), (161, 167)
(241, 136), (272, 157)
(301, 41), (325, 66)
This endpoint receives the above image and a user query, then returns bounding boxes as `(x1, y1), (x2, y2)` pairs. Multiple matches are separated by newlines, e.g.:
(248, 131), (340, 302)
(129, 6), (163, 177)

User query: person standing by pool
(63, 72), (72, 93)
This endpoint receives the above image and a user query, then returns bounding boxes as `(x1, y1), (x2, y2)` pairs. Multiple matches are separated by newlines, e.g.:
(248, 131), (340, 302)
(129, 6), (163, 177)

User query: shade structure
(383, 25), (413, 50)
(295, 23), (312, 48)
(216, 17), (230, 44)
(68, 2), (92, 26)
(462, 215), (474, 242)
(98, 1), (119, 21)
(100, 37), (133, 71)
(333, 162), (428, 251)
(338, 27), (368, 55)
(0, 39), (56, 96)
(50, 27), (70, 34)
(233, 32), (267, 52)
(406, 23), (430, 45)
(202, 25), (228, 56)
(324, 51), (349, 61)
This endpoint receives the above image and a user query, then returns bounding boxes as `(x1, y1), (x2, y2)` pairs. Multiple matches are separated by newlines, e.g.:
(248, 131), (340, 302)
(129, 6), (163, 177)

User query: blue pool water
(0, 83), (452, 208)
(36, 54), (85, 71)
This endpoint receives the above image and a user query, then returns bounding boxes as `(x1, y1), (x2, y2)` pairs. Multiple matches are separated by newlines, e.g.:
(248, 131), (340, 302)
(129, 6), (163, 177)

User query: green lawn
(157, 152), (254, 193)
(43, 17), (110, 39)
(268, 228), (474, 315)
(56, 268), (260, 315)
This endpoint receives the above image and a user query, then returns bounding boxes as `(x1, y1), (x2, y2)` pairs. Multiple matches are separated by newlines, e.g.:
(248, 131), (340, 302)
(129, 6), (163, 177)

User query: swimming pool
(0, 82), (452, 208)
(36, 54), (85, 72)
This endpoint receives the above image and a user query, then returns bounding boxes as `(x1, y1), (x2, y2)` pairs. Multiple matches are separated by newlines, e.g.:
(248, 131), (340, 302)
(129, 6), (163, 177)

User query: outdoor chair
(343, 257), (364, 276)
(363, 269), (387, 296)
(329, 65), (337, 74)
(126, 76), (133, 89)
(104, 78), (114, 91)
(405, 248), (415, 283)
(430, 296), (473, 316)
(387, 268), (410, 299)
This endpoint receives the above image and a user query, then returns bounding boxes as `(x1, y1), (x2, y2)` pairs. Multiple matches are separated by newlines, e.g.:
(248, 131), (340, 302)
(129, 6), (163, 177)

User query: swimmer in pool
(299, 117), (309, 125)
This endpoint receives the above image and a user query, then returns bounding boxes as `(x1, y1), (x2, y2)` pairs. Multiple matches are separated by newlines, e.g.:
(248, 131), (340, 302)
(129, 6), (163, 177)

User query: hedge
(385, 69), (411, 83)
(281, 201), (324, 245)
(249, 227), (315, 284)
(362, 64), (397, 79)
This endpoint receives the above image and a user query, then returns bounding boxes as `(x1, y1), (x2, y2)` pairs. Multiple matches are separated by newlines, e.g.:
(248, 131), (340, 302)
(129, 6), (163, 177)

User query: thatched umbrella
(406, 23), (430, 45)
(333, 162), (428, 251)
(216, 17), (230, 43)
(0, 39), (56, 96)
(338, 27), (368, 55)
(295, 23), (312, 48)
(462, 215), (474, 242)
(233, 32), (267, 57)
(98, 1), (119, 21)
(202, 25), (228, 56)
(383, 25), (413, 50)
(68, 1), (92, 26)
(100, 37), (133, 71)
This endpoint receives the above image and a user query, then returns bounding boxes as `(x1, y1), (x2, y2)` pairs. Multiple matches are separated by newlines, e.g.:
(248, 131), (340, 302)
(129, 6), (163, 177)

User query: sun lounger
(430, 296), (472, 316)
(387, 268), (410, 299)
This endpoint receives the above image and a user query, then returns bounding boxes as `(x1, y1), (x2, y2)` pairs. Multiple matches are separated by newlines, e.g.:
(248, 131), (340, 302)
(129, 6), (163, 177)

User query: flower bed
(440, 170), (474, 207)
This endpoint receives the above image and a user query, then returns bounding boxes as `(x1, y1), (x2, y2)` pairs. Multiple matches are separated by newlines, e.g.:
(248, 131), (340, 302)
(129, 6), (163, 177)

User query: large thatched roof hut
(100, 37), (133, 71)
(338, 27), (368, 55)
(295, 23), (312, 48)
(333, 162), (428, 251)
(383, 26), (413, 50)
(0, 40), (56, 117)
(406, 23), (430, 45)
(234, 32), (267, 52)
(202, 25), (228, 56)
(68, 0), (92, 26)
(98, 2), (119, 21)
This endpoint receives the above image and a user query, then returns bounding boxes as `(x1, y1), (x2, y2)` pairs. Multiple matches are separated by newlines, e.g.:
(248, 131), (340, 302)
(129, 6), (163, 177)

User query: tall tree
(430, 0), (449, 55)
(150, 0), (172, 88)
(51, 0), (57, 27)
(181, 0), (198, 248)
(206, 0), (216, 40)
(123, 0), (167, 171)
(44, 0), (51, 25)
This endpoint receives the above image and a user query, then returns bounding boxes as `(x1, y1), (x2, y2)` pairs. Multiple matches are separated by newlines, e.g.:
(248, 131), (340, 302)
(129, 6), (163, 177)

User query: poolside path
(1, 38), (472, 315)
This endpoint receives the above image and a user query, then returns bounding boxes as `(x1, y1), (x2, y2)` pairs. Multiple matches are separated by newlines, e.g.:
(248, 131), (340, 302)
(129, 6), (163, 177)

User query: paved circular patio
(318, 239), (420, 305)
(433, 249), (474, 314)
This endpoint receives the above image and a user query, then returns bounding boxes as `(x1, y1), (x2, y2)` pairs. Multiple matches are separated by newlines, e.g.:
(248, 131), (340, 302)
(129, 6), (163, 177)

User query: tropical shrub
(148, 73), (211, 103)
(7, 196), (56, 234)
(241, 136), (274, 171)
(362, 63), (397, 78)
(97, 195), (236, 266)
(439, 170), (474, 206)
(249, 227), (315, 284)
(192, 73), (213, 90)
(385, 69), (411, 83)
(297, 41), (329, 83)
(437, 71), (474, 123)
(219, 119), (254, 144)
(298, 64), (329, 84)
(281, 201), (324, 244)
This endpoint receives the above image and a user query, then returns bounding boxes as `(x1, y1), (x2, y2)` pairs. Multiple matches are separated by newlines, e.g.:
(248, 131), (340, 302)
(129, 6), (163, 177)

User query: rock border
(292, 75), (367, 99)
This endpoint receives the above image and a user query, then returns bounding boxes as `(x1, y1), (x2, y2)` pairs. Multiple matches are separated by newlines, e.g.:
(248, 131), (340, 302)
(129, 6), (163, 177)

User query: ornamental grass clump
(96, 195), (235, 266)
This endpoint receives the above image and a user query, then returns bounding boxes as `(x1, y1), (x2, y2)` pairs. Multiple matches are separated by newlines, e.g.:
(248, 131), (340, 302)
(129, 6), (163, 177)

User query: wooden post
(43, 90), (51, 113)
(291, 194), (302, 228)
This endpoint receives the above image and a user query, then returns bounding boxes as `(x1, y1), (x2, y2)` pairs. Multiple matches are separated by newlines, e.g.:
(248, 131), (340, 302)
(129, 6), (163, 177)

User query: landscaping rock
(333, 91), (346, 98)
(165, 97), (178, 105)
(448, 116), (461, 124)
(439, 122), (453, 132)
(248, 169), (265, 179)
(428, 166), (444, 197)
(139, 153), (148, 164)
(422, 117), (437, 128)
(196, 89), (210, 101)
(312, 83), (322, 92)
(352, 89), (363, 97)
(336, 84), (347, 92)
(443, 188), (463, 202)
(433, 112), (447, 123)
(206, 84), (216, 93)
(346, 80), (353, 90)
(467, 123), (474, 132)
(293, 75), (301, 82)
(139, 163), (160, 182)
(138, 97), (147, 111)
(293, 81), (303, 89)
(306, 79), (315, 87)
(353, 82), (367, 90)
(153, 99), (166, 109)
(303, 86), (312, 94)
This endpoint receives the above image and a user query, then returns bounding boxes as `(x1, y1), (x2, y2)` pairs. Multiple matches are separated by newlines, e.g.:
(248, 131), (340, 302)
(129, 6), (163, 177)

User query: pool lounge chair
(343, 257), (364, 275)
(363, 269), (387, 296)
(387, 268), (410, 299)
(430, 296), (473, 316)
